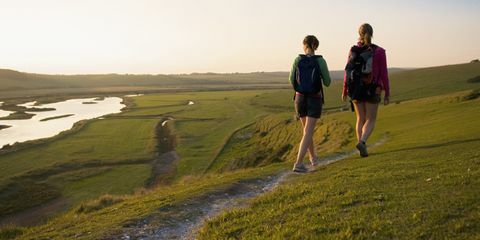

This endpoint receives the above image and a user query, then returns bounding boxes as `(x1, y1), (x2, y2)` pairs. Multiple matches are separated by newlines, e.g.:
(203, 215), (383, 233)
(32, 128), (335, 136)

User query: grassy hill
(0, 67), (410, 100)
(6, 88), (479, 240)
(247, 62), (480, 112)
(0, 62), (479, 239)
(198, 90), (480, 239)
(0, 69), (287, 99)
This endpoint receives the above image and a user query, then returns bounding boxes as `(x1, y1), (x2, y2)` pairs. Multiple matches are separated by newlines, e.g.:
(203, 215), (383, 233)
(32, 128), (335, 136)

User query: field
(0, 62), (479, 239)
(198, 90), (480, 239)
(0, 88), (282, 226)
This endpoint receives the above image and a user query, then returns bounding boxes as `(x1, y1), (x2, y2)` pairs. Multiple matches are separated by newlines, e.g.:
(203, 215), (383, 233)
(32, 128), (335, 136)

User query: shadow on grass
(375, 138), (480, 155)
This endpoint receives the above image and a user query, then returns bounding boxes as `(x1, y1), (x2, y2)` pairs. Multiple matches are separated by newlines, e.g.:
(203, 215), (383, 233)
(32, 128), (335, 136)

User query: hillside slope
(0, 63), (479, 239)
(7, 89), (479, 240)
(249, 62), (480, 111)
(198, 90), (480, 239)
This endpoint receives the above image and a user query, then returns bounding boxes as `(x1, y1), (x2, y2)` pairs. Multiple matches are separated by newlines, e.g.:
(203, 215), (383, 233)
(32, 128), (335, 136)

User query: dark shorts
(352, 94), (381, 104)
(294, 94), (323, 118)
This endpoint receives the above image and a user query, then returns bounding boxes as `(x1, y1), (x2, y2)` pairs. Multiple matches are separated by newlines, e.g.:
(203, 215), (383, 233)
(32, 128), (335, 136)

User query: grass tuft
(75, 194), (126, 214)
(0, 225), (23, 240)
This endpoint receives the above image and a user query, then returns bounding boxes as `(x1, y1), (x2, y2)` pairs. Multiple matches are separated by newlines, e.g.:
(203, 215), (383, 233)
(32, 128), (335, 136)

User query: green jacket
(288, 55), (331, 87)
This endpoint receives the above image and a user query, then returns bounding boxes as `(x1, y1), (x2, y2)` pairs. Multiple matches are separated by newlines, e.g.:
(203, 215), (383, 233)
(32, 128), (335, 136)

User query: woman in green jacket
(289, 35), (331, 173)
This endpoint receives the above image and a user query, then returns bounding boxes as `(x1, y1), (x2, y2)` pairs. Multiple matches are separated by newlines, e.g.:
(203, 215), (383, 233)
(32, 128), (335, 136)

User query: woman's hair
(358, 23), (373, 45)
(303, 35), (319, 50)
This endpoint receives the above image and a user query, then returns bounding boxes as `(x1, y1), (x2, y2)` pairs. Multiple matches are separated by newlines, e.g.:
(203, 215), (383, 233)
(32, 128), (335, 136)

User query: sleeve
(343, 50), (352, 97)
(379, 49), (390, 97)
(289, 57), (300, 86)
(317, 57), (331, 87)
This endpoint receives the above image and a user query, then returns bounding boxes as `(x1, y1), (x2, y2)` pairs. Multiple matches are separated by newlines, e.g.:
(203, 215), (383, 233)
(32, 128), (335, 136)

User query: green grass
(0, 118), (157, 184)
(197, 91), (480, 239)
(389, 63), (480, 101)
(59, 164), (151, 204)
(0, 89), (278, 222)
(5, 90), (478, 240)
(0, 117), (158, 220)
(0, 108), (158, 219)
(249, 62), (480, 112)
(8, 165), (285, 240)
(0, 62), (479, 238)
(169, 90), (275, 177)
(206, 112), (354, 172)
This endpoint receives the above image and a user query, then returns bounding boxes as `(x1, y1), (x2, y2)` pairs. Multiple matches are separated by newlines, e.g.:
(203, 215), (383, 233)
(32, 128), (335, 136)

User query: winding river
(0, 97), (125, 148)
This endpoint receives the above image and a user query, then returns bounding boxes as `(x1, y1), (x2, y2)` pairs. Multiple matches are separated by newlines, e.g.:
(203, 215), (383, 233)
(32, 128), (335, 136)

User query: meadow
(0, 62), (478, 239)
(198, 90), (480, 239)
(0, 89), (281, 226)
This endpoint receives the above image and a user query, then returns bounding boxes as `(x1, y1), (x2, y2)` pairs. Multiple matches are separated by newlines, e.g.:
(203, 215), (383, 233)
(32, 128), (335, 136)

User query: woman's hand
(342, 94), (347, 102)
(384, 96), (390, 105)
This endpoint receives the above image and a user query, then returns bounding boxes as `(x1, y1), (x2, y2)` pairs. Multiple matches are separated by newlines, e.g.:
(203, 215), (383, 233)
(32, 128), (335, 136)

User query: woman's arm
(379, 49), (390, 98)
(317, 57), (331, 87)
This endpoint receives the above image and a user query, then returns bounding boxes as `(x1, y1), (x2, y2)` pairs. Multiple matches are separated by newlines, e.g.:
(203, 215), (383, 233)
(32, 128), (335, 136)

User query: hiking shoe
(310, 156), (320, 167)
(356, 142), (368, 157)
(292, 163), (308, 173)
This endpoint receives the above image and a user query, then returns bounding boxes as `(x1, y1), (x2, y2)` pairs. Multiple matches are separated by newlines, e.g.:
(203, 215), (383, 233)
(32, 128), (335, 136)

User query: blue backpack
(293, 55), (324, 101)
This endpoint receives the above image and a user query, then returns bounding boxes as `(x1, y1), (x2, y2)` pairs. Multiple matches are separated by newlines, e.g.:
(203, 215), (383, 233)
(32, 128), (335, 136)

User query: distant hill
(0, 67), (411, 97)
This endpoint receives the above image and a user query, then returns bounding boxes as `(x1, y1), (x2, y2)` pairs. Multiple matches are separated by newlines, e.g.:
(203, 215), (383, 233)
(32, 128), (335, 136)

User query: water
(0, 97), (125, 148)
(0, 110), (13, 118)
(0, 102), (12, 118)
(17, 101), (37, 107)
(125, 94), (144, 97)
(161, 120), (169, 127)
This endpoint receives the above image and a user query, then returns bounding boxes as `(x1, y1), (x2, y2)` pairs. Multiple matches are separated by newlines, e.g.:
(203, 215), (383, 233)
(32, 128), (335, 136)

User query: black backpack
(345, 45), (376, 99)
(293, 54), (324, 102)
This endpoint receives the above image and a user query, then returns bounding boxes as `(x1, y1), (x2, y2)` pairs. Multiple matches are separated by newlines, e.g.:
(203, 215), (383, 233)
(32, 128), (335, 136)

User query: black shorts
(352, 94), (381, 104)
(294, 94), (323, 119)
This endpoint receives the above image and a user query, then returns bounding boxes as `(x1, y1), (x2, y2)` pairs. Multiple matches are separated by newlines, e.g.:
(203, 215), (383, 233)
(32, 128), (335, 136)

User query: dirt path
(110, 136), (388, 240)
(110, 172), (289, 240)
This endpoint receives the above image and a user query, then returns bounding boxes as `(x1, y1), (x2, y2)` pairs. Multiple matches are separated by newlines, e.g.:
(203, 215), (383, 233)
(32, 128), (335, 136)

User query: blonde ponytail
(363, 32), (372, 45)
(359, 23), (373, 45)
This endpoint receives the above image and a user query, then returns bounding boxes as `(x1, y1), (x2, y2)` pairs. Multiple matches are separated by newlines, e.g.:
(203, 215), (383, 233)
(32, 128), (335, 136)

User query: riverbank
(0, 96), (147, 227)
(0, 97), (124, 148)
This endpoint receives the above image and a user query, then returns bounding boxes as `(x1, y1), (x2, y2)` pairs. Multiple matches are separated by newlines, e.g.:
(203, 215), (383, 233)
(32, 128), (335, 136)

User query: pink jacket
(343, 43), (390, 97)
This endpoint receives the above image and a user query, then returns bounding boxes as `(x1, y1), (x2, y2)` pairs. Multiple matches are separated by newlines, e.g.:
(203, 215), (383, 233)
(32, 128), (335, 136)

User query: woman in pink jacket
(342, 23), (390, 157)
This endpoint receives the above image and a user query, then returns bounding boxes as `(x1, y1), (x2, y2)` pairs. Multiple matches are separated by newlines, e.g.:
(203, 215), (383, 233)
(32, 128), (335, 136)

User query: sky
(0, 0), (479, 74)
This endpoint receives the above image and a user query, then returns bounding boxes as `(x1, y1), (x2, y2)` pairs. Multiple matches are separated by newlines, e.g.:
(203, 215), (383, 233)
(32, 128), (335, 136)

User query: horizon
(2, 65), (420, 76)
(1, 0), (479, 74)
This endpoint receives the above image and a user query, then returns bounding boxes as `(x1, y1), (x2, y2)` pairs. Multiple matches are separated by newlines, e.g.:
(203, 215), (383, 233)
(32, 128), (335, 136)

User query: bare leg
(353, 101), (367, 142)
(300, 117), (317, 161)
(360, 102), (379, 143)
(295, 117), (318, 165)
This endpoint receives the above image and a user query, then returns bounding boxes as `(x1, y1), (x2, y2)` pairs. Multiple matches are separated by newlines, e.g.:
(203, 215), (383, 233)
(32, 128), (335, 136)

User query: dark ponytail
(303, 35), (319, 50)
